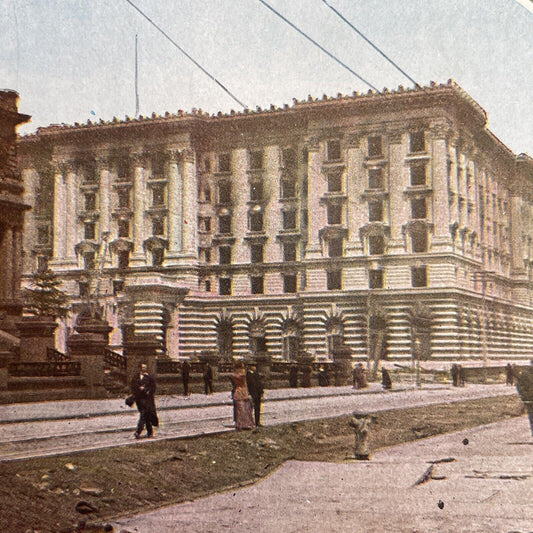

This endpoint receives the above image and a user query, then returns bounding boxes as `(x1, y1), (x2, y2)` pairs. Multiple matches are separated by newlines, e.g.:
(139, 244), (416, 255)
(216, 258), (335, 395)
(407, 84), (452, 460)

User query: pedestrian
(203, 362), (214, 395)
(230, 361), (254, 430)
(181, 360), (191, 396)
(513, 364), (533, 436)
(246, 364), (265, 427)
(381, 367), (392, 390)
(131, 362), (159, 439)
(289, 363), (299, 388)
(353, 363), (368, 389)
(506, 363), (514, 386)
(451, 363), (460, 387)
(458, 364), (466, 387)
(318, 365), (329, 387)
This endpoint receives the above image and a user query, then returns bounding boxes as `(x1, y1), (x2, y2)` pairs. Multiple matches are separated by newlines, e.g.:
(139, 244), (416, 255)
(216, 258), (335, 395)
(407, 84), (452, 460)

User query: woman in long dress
(231, 361), (255, 430)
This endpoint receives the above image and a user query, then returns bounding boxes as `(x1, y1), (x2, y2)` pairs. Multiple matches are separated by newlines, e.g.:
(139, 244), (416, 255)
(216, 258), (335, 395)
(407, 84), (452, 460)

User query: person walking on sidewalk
(203, 362), (214, 395)
(246, 364), (265, 427)
(381, 367), (392, 390)
(231, 361), (254, 430)
(289, 363), (299, 388)
(181, 360), (191, 397)
(131, 363), (159, 439)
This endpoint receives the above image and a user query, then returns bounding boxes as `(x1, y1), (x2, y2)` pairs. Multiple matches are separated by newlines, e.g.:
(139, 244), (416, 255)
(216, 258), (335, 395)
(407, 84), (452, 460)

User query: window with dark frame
(411, 266), (428, 287)
(282, 147), (297, 169)
(328, 237), (343, 257)
(113, 279), (125, 295)
(283, 242), (297, 262)
(250, 181), (263, 201)
(327, 204), (342, 225)
(250, 244), (264, 263)
(281, 178), (296, 198)
(218, 181), (231, 203)
(219, 246), (231, 265)
(368, 135), (383, 157)
(219, 214), (231, 234)
(204, 280), (211, 292)
(152, 184), (166, 206)
(369, 235), (385, 255)
(85, 193), (96, 212)
(327, 270), (342, 290)
(327, 140), (341, 161)
(282, 210), (297, 230)
(84, 222), (96, 240)
(152, 218), (165, 236)
(283, 273), (297, 293)
(118, 250), (130, 269)
(327, 172), (342, 192)
(250, 150), (264, 170)
(117, 188), (130, 209)
(411, 229), (428, 253)
(368, 200), (384, 222)
(368, 168), (383, 189)
(410, 164), (427, 186)
(219, 277), (232, 295)
(152, 248), (164, 266)
(369, 269), (384, 289)
(251, 276), (264, 294)
(118, 219), (130, 238)
(218, 153), (231, 173)
(410, 131), (426, 153)
(249, 211), (263, 232)
(83, 252), (95, 270)
(411, 198), (427, 219)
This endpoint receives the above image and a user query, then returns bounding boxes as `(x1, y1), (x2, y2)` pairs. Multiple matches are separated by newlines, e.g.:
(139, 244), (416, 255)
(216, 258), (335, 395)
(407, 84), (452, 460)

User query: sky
(1, 0), (532, 155)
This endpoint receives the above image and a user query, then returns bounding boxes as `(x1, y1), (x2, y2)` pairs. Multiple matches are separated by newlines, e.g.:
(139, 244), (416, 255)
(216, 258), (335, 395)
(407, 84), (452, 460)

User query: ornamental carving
(131, 152), (147, 167)
(345, 133), (362, 148)
(304, 136), (320, 152)
(429, 121), (452, 141)
(180, 148), (195, 163)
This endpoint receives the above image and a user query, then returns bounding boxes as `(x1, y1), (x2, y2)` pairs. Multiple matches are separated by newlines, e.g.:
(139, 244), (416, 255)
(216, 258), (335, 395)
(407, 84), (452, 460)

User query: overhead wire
(122, 0), (248, 109)
(256, 0), (380, 93)
(321, 0), (422, 89)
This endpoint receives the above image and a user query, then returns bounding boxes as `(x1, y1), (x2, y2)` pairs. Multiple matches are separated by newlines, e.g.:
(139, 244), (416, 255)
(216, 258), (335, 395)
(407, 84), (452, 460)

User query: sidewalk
(110, 416), (533, 533)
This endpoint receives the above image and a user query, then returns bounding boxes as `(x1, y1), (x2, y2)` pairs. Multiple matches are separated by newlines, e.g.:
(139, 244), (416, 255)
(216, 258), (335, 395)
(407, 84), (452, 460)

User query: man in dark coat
(181, 360), (191, 396)
(203, 362), (214, 395)
(381, 367), (392, 390)
(246, 364), (264, 427)
(289, 363), (299, 388)
(131, 363), (158, 439)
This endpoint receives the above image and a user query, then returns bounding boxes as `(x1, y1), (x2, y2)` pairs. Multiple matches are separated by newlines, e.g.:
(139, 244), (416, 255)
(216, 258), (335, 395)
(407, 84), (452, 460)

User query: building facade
(19, 81), (533, 364)
(0, 90), (30, 343)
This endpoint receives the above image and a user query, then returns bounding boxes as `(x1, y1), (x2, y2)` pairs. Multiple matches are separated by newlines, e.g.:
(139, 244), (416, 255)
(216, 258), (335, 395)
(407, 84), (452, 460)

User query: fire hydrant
(349, 411), (376, 460)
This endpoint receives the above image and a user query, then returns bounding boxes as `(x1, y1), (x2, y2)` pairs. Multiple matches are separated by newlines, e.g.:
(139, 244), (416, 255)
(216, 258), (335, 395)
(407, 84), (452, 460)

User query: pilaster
(52, 160), (67, 261)
(304, 136), (325, 259)
(131, 152), (147, 265)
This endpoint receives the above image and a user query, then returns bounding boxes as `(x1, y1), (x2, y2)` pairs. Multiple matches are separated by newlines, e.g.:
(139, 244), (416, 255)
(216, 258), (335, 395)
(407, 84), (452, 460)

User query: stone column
(131, 152), (146, 265)
(52, 161), (67, 261)
(167, 150), (182, 258)
(305, 136), (325, 259)
(345, 134), (364, 255)
(430, 122), (453, 251)
(179, 148), (197, 257)
(16, 316), (58, 362)
(65, 161), (79, 262)
(387, 129), (407, 252)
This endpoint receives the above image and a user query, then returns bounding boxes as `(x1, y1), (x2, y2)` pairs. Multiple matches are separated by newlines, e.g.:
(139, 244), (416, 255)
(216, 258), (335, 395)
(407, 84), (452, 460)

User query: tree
(23, 269), (70, 319)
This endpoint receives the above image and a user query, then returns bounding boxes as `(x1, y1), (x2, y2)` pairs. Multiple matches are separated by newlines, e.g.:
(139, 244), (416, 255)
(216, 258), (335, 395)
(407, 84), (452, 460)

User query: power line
(321, 0), (422, 89)
(256, 0), (380, 92)
(123, 0), (247, 109)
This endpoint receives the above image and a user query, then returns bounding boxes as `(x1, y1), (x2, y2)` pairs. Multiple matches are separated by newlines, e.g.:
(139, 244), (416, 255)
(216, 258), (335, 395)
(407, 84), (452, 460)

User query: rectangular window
(219, 214), (231, 234)
(368, 168), (383, 189)
(327, 270), (342, 290)
(118, 250), (130, 269)
(282, 210), (297, 230)
(368, 201), (383, 222)
(218, 181), (232, 203)
(152, 218), (165, 236)
(250, 150), (264, 170)
(116, 159), (130, 180)
(85, 193), (96, 212)
(204, 280), (211, 292)
(282, 147), (297, 169)
(327, 140), (341, 161)
(251, 276), (264, 294)
(327, 204), (342, 225)
(411, 198), (427, 219)
(249, 212), (263, 232)
(283, 242), (297, 262)
(369, 235), (385, 255)
(369, 269), (384, 289)
(328, 238), (343, 257)
(218, 153), (231, 172)
(118, 219), (130, 238)
(410, 131), (426, 153)
(251, 244), (264, 263)
(83, 252), (95, 270)
(411, 266), (428, 287)
(283, 273), (297, 293)
(152, 248), (164, 266)
(327, 172), (342, 193)
(281, 179), (296, 198)
(219, 246), (231, 265)
(37, 226), (49, 245)
(411, 230), (428, 253)
(152, 184), (166, 206)
(84, 222), (96, 240)
(219, 277), (231, 295)
(250, 181), (263, 201)
(117, 188), (130, 209)
(112, 279), (124, 295)
(410, 164), (427, 186)
(368, 135), (383, 158)
(79, 281), (90, 298)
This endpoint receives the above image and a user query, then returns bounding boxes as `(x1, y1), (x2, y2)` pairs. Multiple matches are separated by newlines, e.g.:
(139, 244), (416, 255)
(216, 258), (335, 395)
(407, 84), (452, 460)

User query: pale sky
(1, 0), (532, 155)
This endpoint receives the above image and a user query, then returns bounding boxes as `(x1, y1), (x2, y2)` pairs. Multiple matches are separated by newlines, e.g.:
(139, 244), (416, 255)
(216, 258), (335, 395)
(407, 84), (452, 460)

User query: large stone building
(0, 90), (30, 344)
(18, 81), (533, 365)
